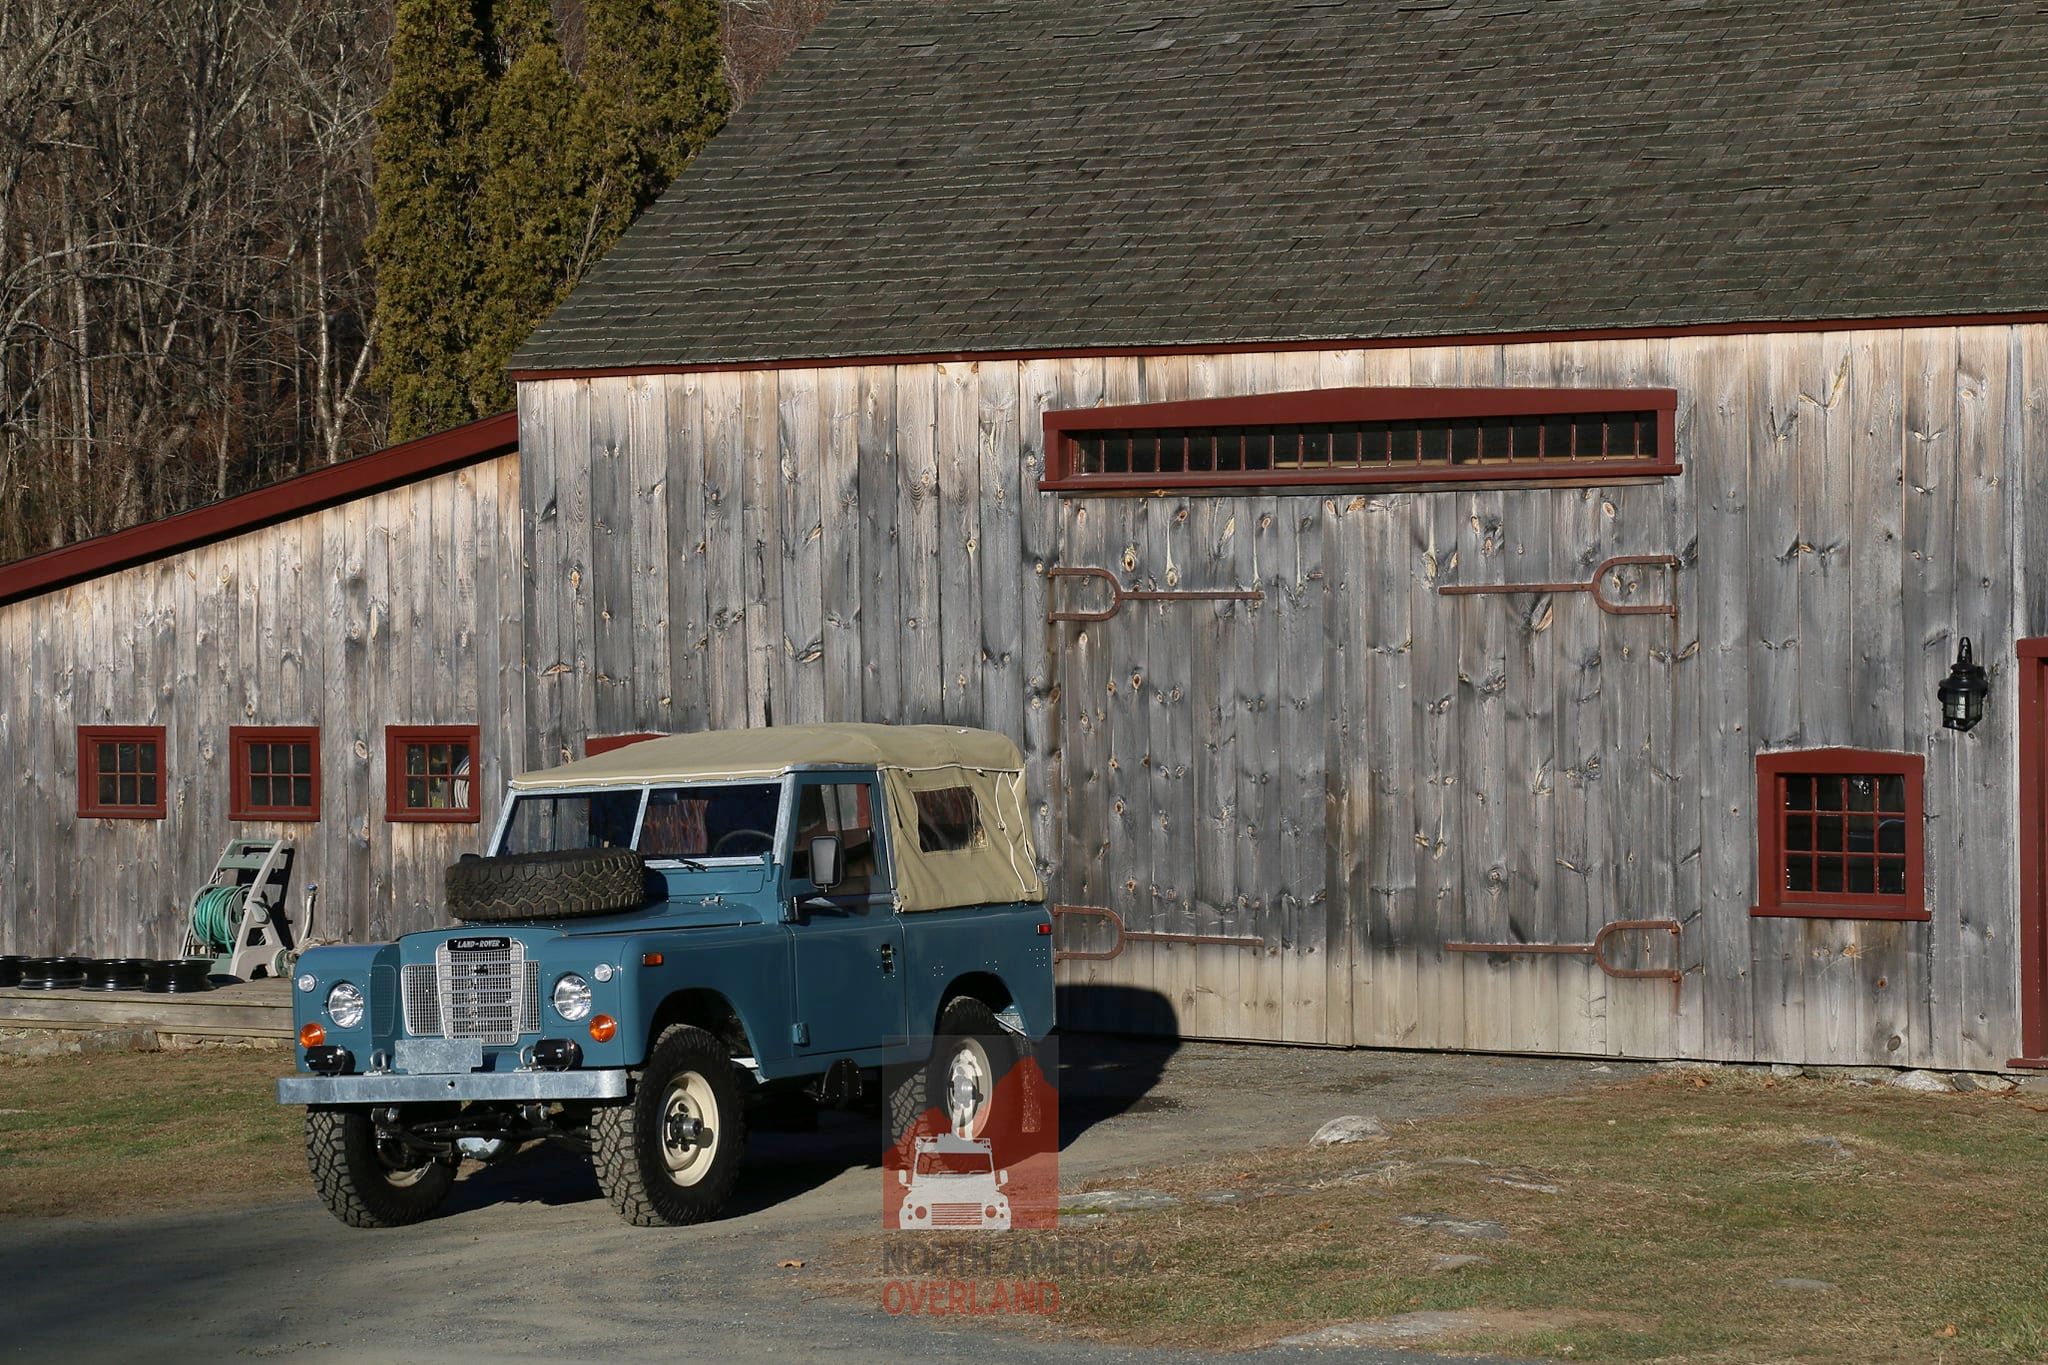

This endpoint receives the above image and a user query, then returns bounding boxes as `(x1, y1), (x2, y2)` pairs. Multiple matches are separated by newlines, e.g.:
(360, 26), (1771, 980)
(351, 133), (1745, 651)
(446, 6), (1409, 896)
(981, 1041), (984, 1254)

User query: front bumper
(277, 1070), (629, 1105)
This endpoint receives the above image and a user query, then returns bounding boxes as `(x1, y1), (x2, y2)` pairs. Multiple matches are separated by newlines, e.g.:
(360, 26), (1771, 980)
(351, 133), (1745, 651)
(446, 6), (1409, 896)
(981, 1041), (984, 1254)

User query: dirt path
(1, 1037), (1612, 1362)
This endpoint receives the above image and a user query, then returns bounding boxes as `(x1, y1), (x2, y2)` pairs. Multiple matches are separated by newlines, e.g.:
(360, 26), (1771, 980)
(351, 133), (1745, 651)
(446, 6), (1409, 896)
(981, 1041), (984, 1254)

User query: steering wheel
(712, 828), (775, 856)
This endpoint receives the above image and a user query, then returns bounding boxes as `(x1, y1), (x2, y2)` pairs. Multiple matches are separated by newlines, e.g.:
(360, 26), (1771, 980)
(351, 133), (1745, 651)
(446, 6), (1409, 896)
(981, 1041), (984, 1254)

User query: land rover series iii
(278, 723), (1053, 1228)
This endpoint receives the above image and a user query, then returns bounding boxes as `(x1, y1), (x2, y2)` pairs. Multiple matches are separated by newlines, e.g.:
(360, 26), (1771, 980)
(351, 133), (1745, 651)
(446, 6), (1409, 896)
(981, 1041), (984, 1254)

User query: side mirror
(896, 1168), (910, 1187)
(998, 1169), (1010, 1187)
(808, 834), (843, 891)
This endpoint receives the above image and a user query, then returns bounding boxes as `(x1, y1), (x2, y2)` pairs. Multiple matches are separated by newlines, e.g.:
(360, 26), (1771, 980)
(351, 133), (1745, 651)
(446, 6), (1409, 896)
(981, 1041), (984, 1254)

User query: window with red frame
(78, 725), (167, 819)
(586, 732), (663, 757)
(386, 725), (480, 823)
(229, 726), (320, 821)
(1040, 387), (1680, 493)
(1752, 749), (1927, 922)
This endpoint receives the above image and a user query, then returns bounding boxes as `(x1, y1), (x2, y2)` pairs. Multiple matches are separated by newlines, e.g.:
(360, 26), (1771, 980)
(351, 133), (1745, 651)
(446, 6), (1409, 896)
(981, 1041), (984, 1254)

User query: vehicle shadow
(1050, 984), (1180, 1152)
(441, 984), (1182, 1221)
(438, 1106), (889, 1218)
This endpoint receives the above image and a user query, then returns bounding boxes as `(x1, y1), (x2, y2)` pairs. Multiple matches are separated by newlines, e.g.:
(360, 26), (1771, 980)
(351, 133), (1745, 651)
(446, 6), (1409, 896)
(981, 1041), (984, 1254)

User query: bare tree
(0, 0), (830, 562)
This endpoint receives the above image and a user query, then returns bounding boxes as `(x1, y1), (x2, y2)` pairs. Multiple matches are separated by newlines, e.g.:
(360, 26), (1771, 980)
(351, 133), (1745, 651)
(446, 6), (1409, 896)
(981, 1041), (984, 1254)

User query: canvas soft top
(507, 723), (1043, 913)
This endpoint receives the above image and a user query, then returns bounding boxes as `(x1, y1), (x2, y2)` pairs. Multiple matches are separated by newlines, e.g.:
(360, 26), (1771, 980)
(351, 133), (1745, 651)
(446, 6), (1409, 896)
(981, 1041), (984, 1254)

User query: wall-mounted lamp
(1937, 637), (1989, 732)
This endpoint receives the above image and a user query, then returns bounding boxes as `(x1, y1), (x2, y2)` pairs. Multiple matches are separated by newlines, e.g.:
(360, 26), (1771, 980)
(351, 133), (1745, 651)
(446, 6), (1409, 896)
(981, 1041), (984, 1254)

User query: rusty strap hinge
(1438, 554), (1681, 617)
(1048, 565), (1263, 623)
(1445, 918), (1683, 983)
(1051, 903), (1265, 962)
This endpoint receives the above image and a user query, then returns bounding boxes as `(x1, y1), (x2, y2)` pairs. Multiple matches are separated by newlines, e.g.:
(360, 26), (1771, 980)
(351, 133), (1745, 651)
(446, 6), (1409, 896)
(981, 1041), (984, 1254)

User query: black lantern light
(1937, 637), (1989, 732)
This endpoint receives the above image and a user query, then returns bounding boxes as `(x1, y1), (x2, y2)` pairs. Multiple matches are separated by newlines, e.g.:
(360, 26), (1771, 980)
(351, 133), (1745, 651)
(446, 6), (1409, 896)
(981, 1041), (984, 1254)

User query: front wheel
(305, 1108), (457, 1228)
(591, 1024), (746, 1226)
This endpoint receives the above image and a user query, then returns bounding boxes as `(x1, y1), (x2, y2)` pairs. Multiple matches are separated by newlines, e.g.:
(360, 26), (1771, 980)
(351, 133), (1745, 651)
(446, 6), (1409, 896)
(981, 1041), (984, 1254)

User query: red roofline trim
(0, 412), (517, 608)
(507, 309), (2048, 381)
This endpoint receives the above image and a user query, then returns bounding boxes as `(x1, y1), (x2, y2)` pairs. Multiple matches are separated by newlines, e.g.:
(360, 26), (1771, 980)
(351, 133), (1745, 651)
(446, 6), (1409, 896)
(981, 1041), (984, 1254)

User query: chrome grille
(931, 1203), (986, 1227)
(401, 939), (538, 1043)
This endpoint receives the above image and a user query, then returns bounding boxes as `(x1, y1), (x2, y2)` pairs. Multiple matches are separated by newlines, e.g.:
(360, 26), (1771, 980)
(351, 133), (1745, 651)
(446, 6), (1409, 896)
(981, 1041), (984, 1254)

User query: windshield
(639, 783), (782, 860)
(915, 1149), (995, 1178)
(495, 783), (785, 860)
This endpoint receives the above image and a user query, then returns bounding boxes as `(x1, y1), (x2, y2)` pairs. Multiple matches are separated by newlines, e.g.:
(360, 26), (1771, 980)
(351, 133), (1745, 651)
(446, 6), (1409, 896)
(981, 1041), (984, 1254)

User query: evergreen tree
(466, 0), (602, 414)
(367, 0), (493, 440)
(582, 0), (731, 240)
(371, 0), (729, 431)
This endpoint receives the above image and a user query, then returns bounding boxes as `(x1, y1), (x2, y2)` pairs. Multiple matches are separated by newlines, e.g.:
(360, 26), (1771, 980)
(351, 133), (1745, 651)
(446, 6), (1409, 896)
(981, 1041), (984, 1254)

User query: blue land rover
(278, 723), (1053, 1227)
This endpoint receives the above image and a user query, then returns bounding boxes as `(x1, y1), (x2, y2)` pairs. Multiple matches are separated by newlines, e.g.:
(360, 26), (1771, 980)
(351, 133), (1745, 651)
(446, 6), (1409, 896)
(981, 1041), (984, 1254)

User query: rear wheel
(591, 1024), (746, 1226)
(889, 996), (1015, 1140)
(305, 1108), (457, 1228)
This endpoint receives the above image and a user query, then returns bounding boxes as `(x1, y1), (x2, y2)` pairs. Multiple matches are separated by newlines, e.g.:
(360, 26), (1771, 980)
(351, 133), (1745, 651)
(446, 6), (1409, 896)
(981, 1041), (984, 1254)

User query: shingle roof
(513, 1), (2048, 372)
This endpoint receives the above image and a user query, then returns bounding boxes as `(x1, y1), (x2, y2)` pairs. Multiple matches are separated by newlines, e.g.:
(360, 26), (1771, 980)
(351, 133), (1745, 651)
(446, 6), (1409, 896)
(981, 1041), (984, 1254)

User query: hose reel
(182, 839), (312, 980)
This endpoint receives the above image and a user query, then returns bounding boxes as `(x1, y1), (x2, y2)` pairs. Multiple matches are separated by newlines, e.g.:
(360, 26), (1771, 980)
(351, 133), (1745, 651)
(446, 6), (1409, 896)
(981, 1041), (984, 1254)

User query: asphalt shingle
(512, 0), (2048, 372)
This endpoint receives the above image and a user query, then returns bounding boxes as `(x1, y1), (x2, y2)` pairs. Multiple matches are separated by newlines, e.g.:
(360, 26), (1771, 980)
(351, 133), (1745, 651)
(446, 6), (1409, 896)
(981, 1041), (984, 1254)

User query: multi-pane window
(1041, 387), (1680, 492)
(1753, 749), (1927, 921)
(915, 786), (984, 853)
(386, 726), (480, 824)
(229, 726), (320, 821)
(77, 726), (167, 820)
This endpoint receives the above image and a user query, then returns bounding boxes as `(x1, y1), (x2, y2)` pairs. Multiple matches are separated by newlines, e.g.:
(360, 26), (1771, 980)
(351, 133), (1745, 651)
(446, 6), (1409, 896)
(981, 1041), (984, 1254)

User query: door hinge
(791, 1022), (809, 1047)
(879, 943), (896, 974)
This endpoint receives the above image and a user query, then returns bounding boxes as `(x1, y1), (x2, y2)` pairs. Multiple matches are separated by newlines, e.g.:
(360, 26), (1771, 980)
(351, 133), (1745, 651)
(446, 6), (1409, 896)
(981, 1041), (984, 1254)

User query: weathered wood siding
(524, 325), (2044, 1069)
(0, 455), (523, 955)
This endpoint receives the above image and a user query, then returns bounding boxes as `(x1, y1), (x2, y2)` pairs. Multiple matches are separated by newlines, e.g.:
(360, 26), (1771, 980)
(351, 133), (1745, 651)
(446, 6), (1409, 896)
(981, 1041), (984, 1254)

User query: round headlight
(325, 981), (365, 1030)
(553, 974), (593, 1021)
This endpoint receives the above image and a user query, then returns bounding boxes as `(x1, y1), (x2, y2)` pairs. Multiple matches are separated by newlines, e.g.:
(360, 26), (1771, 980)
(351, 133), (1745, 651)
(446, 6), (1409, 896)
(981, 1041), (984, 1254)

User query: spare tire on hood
(445, 848), (651, 923)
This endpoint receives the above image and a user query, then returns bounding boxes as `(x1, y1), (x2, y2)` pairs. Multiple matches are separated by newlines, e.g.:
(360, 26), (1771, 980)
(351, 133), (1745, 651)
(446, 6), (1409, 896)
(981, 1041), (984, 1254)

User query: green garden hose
(189, 884), (248, 954)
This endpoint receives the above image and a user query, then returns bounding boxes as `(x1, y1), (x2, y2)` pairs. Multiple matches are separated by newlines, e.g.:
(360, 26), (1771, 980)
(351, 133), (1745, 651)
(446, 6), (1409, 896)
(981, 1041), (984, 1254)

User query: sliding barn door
(1049, 498), (1347, 1044)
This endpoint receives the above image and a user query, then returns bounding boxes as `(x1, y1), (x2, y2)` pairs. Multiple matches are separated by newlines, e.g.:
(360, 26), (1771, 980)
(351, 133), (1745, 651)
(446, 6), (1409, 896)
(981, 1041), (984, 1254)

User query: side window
(914, 785), (983, 852)
(791, 782), (880, 896)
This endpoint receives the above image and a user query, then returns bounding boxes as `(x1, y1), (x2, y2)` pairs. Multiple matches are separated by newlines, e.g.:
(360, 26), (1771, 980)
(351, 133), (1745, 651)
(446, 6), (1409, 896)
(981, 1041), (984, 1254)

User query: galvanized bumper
(277, 1070), (629, 1105)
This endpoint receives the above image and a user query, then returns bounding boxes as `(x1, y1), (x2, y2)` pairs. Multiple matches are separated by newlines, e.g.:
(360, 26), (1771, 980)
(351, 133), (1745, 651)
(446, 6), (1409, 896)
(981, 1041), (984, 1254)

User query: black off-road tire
(444, 848), (648, 923)
(591, 1025), (746, 1227)
(888, 996), (1016, 1141)
(305, 1108), (457, 1228)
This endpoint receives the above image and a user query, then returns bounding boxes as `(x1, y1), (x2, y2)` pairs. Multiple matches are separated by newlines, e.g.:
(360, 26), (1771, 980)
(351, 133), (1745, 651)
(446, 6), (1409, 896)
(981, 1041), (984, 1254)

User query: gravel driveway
(1, 1037), (1625, 1363)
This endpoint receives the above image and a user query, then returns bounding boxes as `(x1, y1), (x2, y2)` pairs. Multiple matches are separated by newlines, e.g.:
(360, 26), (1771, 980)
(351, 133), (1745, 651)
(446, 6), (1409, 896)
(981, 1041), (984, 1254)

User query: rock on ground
(1280, 1311), (1485, 1347)
(1398, 1212), (1508, 1239)
(1311, 1114), (1388, 1145)
(1772, 1277), (1837, 1293)
(1430, 1253), (1490, 1272)
(1058, 1188), (1182, 1213)
(1888, 1070), (1952, 1093)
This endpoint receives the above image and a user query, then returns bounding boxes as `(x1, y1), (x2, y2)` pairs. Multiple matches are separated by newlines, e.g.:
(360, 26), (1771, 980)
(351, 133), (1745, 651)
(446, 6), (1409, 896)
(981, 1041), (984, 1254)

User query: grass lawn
(0, 1047), (303, 1219)
(861, 1071), (2048, 1362)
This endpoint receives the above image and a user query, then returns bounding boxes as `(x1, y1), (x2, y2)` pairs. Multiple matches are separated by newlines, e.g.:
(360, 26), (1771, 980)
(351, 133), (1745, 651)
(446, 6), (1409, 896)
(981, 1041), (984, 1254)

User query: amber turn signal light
(299, 1021), (326, 1048)
(641, 952), (664, 966)
(588, 1014), (618, 1043)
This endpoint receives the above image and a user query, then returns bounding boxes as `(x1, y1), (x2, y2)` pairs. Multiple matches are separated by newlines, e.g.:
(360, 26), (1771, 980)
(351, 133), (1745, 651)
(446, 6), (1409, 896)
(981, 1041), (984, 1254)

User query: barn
(5, 0), (2047, 1072)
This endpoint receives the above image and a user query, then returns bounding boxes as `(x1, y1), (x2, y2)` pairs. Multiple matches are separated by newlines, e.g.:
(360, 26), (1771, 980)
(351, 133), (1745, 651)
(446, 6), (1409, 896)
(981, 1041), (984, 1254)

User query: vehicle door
(784, 773), (905, 1055)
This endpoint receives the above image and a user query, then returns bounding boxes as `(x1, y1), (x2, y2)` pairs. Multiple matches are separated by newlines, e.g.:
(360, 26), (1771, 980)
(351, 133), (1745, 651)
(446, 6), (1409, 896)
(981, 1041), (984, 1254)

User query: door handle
(879, 943), (895, 975)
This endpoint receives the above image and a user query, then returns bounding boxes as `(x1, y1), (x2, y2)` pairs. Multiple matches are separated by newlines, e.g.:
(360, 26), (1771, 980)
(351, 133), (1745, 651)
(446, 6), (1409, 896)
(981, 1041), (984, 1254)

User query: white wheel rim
(944, 1038), (993, 1138)
(659, 1071), (721, 1185)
